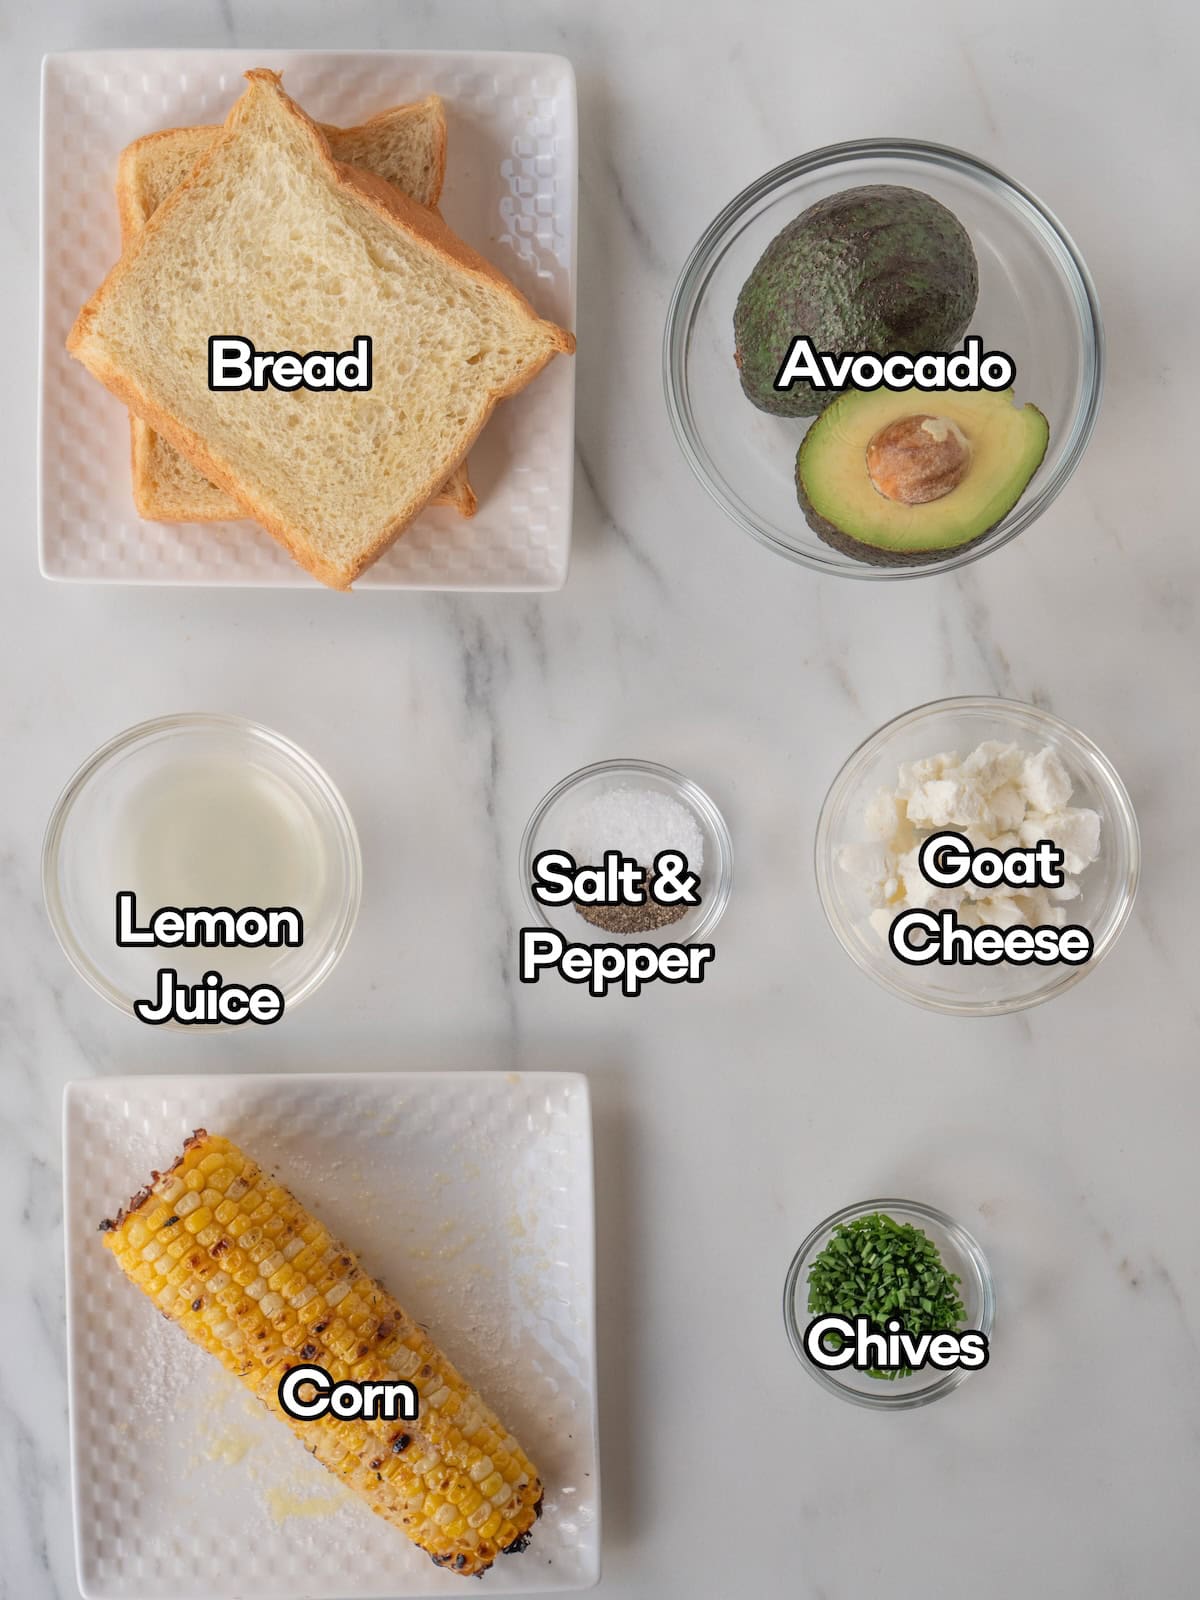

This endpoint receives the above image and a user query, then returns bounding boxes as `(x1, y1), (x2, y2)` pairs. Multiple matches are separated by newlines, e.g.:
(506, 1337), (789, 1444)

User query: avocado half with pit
(796, 387), (1049, 566)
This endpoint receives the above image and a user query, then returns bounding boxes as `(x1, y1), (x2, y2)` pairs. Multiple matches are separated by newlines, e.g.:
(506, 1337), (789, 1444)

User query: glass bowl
(520, 759), (733, 944)
(783, 1199), (995, 1410)
(815, 696), (1138, 1015)
(42, 713), (361, 1025)
(664, 138), (1103, 578)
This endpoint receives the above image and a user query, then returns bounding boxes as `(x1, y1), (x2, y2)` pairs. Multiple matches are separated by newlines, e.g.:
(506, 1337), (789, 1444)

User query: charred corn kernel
(100, 1131), (541, 1577)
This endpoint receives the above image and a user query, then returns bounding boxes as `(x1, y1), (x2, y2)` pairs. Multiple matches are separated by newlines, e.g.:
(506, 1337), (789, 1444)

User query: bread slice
(70, 71), (573, 587)
(118, 96), (475, 521)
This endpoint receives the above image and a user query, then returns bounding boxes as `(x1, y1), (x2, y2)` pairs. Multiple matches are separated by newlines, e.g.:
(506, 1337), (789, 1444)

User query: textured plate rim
(38, 49), (578, 594)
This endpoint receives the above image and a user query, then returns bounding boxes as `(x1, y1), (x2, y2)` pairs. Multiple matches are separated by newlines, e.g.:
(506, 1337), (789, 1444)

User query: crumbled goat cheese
(839, 741), (1101, 934)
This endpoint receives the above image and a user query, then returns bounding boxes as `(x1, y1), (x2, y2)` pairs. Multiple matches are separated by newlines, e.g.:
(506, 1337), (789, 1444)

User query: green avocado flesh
(796, 387), (1050, 566)
(733, 185), (979, 417)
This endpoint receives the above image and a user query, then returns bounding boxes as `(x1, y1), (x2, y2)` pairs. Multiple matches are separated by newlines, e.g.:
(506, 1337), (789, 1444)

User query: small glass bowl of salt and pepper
(520, 759), (733, 944)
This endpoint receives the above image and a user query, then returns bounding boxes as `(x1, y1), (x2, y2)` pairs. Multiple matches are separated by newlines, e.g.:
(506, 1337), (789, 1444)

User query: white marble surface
(4, 0), (1200, 1595)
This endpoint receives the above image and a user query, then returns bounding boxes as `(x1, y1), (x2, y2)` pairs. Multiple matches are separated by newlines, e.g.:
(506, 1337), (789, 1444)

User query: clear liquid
(111, 756), (328, 985)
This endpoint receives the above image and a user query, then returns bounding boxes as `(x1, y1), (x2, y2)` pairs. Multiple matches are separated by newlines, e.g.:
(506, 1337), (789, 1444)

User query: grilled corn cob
(100, 1130), (542, 1576)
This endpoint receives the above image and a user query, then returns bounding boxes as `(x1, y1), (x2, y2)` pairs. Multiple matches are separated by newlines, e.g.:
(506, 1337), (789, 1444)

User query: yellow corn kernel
(447, 1473), (473, 1508)
(100, 1132), (540, 1578)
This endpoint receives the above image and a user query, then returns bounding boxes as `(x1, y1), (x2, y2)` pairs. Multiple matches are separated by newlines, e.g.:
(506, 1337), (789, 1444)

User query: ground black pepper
(575, 867), (688, 933)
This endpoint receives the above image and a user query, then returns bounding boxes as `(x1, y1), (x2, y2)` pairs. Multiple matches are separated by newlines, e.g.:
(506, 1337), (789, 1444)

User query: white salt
(562, 785), (705, 875)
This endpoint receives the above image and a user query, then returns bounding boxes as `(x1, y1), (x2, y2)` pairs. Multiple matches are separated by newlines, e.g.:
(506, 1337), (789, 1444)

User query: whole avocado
(733, 185), (979, 417)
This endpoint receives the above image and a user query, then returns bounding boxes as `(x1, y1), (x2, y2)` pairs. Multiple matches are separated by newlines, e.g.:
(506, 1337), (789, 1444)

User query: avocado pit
(866, 414), (972, 506)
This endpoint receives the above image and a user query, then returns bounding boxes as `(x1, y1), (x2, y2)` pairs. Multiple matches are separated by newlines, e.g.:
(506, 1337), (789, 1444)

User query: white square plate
(65, 1073), (599, 1597)
(40, 51), (577, 590)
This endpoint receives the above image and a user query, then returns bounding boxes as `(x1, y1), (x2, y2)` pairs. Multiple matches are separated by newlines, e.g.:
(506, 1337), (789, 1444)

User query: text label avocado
(773, 334), (1015, 395)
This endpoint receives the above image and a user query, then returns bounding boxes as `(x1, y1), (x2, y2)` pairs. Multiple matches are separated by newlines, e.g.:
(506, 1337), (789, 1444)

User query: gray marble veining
(4, 0), (1200, 1595)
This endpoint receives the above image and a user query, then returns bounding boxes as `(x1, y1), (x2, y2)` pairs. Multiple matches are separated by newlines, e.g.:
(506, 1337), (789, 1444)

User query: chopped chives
(806, 1212), (966, 1380)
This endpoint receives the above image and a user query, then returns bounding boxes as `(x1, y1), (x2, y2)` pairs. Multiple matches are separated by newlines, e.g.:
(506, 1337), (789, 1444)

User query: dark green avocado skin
(734, 185), (979, 418)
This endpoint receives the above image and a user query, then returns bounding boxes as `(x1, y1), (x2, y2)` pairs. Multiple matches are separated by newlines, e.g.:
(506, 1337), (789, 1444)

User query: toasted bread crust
(70, 71), (571, 586)
(116, 93), (449, 239)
